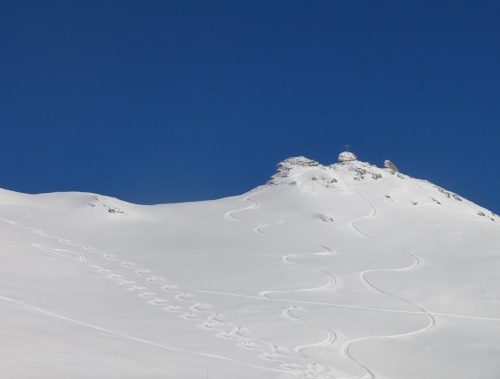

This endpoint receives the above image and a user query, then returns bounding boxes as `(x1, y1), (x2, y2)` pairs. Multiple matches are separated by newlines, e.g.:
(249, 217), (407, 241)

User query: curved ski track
(0, 217), (310, 377)
(255, 224), (336, 300)
(1, 175), (498, 378)
(224, 184), (341, 379)
(226, 170), (442, 379)
(333, 172), (436, 379)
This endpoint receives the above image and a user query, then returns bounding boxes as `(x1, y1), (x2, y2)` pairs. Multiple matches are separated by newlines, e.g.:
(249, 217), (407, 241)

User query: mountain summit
(269, 152), (496, 223)
(1, 153), (499, 379)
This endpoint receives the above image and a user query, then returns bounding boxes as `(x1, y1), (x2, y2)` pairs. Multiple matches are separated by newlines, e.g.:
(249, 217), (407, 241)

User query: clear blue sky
(1, 1), (499, 213)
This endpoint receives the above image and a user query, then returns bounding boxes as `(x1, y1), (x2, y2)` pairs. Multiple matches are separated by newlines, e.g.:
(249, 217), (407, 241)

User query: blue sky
(1, 1), (499, 213)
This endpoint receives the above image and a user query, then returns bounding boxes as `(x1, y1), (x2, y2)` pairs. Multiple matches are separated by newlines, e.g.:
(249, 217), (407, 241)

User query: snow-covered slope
(1, 152), (499, 379)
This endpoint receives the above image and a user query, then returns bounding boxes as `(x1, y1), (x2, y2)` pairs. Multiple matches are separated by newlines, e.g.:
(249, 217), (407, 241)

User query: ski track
(224, 182), (339, 378)
(32, 244), (85, 262)
(287, 306), (338, 378)
(0, 216), (313, 378)
(227, 170), (440, 379)
(334, 172), (436, 379)
(2, 178), (499, 379)
(0, 294), (292, 375)
(257, 227), (338, 378)
(258, 232), (337, 299)
(225, 196), (260, 221)
(190, 288), (500, 322)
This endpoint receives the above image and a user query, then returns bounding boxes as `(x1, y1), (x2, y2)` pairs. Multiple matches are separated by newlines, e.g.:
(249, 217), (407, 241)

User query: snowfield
(1, 153), (499, 379)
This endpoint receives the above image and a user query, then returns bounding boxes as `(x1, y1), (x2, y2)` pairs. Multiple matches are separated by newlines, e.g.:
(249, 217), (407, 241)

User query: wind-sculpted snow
(1, 153), (500, 379)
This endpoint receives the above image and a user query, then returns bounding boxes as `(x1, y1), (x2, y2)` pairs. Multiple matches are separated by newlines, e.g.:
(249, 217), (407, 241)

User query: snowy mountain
(1, 151), (499, 379)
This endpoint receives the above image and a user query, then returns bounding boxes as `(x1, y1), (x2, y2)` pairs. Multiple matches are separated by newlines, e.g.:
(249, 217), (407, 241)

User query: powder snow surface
(1, 155), (499, 379)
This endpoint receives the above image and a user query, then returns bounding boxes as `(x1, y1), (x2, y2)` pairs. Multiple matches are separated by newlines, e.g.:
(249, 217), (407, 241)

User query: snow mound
(338, 151), (358, 162)
(89, 196), (126, 214)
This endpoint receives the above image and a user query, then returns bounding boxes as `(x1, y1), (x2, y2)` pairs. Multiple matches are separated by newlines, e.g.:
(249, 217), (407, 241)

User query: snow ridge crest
(265, 151), (497, 222)
(268, 152), (397, 186)
(268, 156), (324, 185)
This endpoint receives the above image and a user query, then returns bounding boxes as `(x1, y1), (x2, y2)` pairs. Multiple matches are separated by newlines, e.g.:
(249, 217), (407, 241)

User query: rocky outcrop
(338, 151), (358, 163)
(268, 157), (323, 184)
(89, 196), (126, 214)
(384, 160), (399, 172)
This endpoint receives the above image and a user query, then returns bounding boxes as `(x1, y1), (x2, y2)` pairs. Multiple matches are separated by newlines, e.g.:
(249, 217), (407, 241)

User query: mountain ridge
(1, 152), (499, 379)
(1, 152), (497, 223)
(267, 152), (497, 223)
